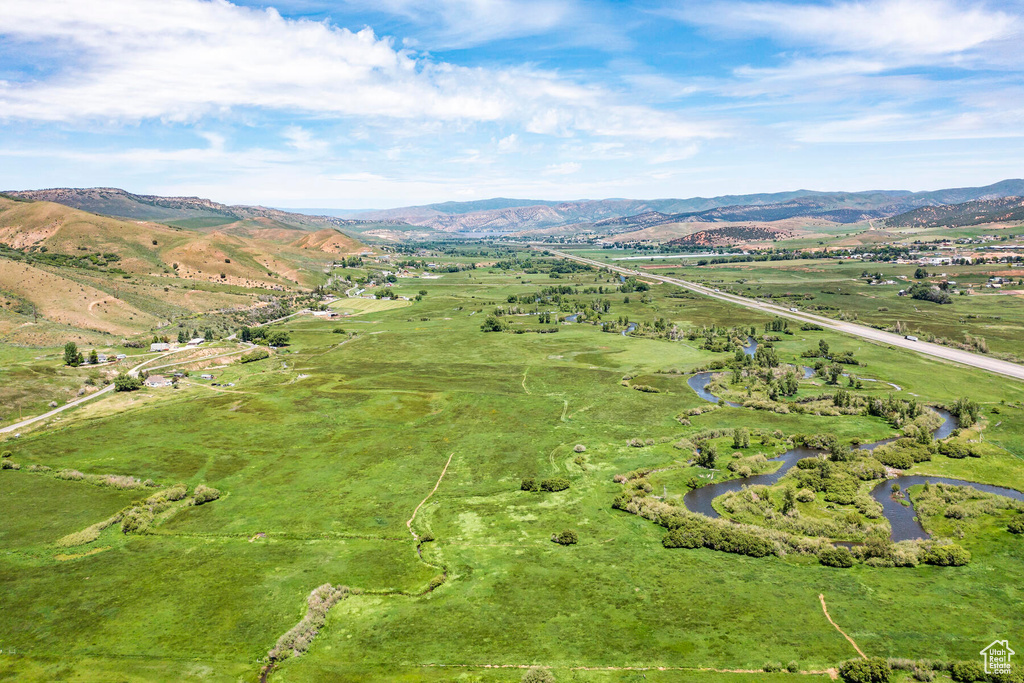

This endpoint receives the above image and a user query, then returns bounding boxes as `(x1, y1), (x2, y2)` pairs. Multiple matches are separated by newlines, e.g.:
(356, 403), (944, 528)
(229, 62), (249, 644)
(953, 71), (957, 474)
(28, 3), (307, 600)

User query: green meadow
(2, 261), (1023, 682)
(569, 250), (1024, 358)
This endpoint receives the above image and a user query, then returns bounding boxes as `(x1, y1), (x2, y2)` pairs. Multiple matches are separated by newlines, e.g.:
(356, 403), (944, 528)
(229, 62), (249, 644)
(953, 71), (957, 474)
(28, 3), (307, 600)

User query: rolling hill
(2, 187), (404, 235)
(664, 225), (794, 248)
(0, 197), (371, 342)
(0, 197), (367, 281)
(885, 196), (1024, 228)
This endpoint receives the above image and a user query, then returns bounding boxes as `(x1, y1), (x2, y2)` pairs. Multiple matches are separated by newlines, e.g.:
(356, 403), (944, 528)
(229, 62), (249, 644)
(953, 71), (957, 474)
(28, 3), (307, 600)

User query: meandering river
(683, 371), (1024, 541)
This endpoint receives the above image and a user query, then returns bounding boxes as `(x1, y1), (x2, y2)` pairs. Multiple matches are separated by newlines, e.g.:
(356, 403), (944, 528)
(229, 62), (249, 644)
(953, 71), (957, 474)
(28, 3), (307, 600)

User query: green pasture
(1, 262), (1023, 681)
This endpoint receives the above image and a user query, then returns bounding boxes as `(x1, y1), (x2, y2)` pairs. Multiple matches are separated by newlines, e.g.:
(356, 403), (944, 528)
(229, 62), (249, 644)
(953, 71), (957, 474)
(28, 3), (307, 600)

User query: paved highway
(545, 248), (1024, 382)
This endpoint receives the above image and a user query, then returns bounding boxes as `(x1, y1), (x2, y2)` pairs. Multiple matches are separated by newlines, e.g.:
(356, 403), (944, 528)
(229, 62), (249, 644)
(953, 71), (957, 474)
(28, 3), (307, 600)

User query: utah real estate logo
(981, 640), (1015, 675)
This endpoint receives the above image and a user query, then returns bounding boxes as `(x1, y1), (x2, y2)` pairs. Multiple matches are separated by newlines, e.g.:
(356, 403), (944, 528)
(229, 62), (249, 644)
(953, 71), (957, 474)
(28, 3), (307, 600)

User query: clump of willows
(268, 584), (353, 662)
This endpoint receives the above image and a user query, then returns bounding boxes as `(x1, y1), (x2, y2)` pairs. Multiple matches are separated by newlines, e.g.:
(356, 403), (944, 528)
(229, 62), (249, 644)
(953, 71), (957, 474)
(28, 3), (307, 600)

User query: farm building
(150, 343), (170, 352)
(144, 375), (172, 387)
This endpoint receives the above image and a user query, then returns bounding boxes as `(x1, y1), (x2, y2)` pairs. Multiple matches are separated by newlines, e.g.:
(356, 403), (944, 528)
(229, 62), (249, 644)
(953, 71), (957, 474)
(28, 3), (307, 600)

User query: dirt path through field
(819, 593), (866, 659)
(407, 452), (454, 542)
(87, 298), (110, 312)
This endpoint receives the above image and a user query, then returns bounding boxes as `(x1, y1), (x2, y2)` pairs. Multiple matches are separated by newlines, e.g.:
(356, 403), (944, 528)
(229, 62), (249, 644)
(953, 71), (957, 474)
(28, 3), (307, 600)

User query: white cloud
(542, 161), (581, 175)
(282, 126), (328, 152)
(663, 0), (1024, 143)
(794, 106), (1024, 143)
(497, 133), (519, 152)
(349, 0), (575, 48)
(675, 0), (1017, 59)
(0, 0), (718, 143)
(331, 172), (388, 181)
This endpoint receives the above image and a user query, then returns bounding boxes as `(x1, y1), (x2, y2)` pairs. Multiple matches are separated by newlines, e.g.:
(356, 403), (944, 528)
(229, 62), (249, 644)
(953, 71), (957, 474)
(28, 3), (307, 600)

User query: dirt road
(0, 345), (253, 436)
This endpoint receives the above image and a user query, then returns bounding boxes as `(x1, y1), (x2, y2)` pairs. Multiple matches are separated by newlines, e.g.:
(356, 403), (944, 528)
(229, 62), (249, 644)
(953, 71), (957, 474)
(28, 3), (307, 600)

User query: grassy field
(564, 249), (1024, 359)
(2, 258), (1023, 682)
(329, 296), (414, 314)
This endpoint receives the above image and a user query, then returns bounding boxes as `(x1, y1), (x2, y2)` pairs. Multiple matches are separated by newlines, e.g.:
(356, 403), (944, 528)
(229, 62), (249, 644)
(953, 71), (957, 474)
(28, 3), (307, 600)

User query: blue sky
(1, 0), (1022, 208)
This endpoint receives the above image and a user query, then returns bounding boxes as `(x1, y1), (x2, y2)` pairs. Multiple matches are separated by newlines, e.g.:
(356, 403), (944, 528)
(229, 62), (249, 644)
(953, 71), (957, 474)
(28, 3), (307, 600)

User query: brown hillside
(0, 259), (159, 335)
(0, 197), (341, 288)
(665, 225), (792, 248)
(291, 228), (367, 254)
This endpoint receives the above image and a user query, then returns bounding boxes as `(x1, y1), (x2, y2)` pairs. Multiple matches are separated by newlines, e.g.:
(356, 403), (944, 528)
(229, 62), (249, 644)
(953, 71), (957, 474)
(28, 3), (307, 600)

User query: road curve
(543, 248), (1024, 382)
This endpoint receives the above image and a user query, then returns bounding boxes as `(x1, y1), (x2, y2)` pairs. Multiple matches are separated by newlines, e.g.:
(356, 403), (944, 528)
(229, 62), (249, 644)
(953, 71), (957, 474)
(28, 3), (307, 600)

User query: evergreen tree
(63, 342), (80, 367)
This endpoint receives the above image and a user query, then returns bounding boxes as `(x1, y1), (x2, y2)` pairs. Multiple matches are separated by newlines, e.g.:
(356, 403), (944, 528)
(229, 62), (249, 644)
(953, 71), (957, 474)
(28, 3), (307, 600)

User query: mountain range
(294, 179), (1024, 234)
(6, 179), (1024, 237)
(2, 187), (405, 234)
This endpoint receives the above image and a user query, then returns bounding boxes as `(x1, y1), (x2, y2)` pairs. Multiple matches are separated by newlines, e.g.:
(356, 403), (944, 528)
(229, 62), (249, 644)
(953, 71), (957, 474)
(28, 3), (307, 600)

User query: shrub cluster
(662, 515), (775, 557)
(521, 668), (556, 683)
(192, 484), (221, 505)
(240, 348), (270, 363)
(818, 546), (855, 568)
(950, 660), (986, 682)
(551, 529), (578, 545)
(921, 543), (971, 566)
(913, 482), (1021, 523)
(268, 584), (350, 662)
(53, 469), (152, 490)
(521, 477), (570, 493)
(116, 484), (194, 535)
(839, 657), (891, 683)
(937, 440), (980, 459)
(113, 373), (143, 392)
(540, 477), (570, 492)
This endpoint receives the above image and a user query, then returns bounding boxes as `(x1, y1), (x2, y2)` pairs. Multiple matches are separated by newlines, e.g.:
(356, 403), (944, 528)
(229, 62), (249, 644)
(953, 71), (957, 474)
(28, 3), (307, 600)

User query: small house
(116, 354), (127, 360)
(199, 373), (214, 380)
(144, 375), (172, 387)
(96, 354), (108, 363)
(150, 343), (170, 352)
(187, 337), (205, 346)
